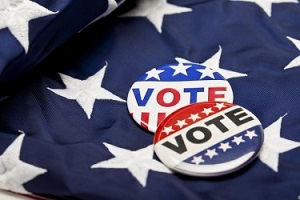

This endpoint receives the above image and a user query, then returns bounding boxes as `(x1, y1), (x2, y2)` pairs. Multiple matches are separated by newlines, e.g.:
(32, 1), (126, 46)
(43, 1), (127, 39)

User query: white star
(214, 102), (227, 110)
(259, 114), (300, 172)
(188, 113), (201, 122)
(245, 130), (258, 139)
(230, 0), (298, 17)
(197, 67), (215, 79)
(191, 156), (204, 165)
(162, 126), (174, 135)
(201, 107), (214, 116)
(200, 46), (247, 79)
(121, 0), (192, 33)
(0, 0), (57, 53)
(169, 63), (192, 76)
(145, 68), (165, 80)
(205, 149), (218, 159)
(284, 36), (300, 70)
(218, 142), (232, 152)
(175, 46), (247, 79)
(91, 143), (172, 187)
(175, 119), (188, 128)
(0, 132), (47, 193)
(47, 62), (126, 119)
(232, 136), (245, 145)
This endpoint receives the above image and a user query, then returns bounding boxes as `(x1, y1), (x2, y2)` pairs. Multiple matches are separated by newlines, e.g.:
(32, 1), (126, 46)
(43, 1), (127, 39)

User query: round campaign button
(127, 62), (234, 132)
(153, 102), (264, 177)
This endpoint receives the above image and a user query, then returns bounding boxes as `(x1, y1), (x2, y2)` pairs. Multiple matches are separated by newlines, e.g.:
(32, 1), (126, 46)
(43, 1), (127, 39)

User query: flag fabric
(1, 0), (300, 199)
(0, 0), (124, 91)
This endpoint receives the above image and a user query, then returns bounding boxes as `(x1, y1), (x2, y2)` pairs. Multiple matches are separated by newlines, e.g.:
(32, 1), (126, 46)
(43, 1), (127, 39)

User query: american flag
(1, 0), (300, 199)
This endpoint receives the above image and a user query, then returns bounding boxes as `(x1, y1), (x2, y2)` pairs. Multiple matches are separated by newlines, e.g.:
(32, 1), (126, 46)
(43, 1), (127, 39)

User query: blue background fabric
(1, 0), (300, 199)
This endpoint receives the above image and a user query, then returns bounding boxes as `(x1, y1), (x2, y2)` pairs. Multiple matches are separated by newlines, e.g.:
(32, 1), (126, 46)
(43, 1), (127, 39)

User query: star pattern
(232, 136), (245, 145)
(162, 126), (174, 135)
(284, 36), (300, 70)
(170, 62), (192, 76)
(175, 46), (247, 79)
(188, 113), (201, 122)
(145, 68), (165, 80)
(259, 114), (300, 172)
(197, 67), (216, 79)
(187, 128), (261, 164)
(48, 62), (126, 119)
(218, 142), (232, 152)
(137, 55), (242, 83)
(205, 149), (218, 159)
(0, 132), (47, 193)
(91, 143), (172, 187)
(191, 156), (204, 165)
(121, 0), (192, 33)
(175, 119), (188, 128)
(214, 103), (227, 110)
(0, 0), (300, 199)
(229, 0), (298, 17)
(0, 0), (57, 52)
(201, 107), (214, 116)
(140, 60), (227, 82)
(245, 130), (258, 139)
(156, 103), (231, 142)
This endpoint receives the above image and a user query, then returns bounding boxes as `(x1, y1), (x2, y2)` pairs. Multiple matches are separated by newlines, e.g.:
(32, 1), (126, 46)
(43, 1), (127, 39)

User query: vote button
(153, 102), (264, 177)
(127, 62), (234, 133)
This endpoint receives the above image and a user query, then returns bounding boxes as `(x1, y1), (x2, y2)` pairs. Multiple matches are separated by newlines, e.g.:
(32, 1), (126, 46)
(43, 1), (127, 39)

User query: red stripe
(157, 112), (166, 127)
(141, 112), (149, 130)
(154, 102), (233, 143)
